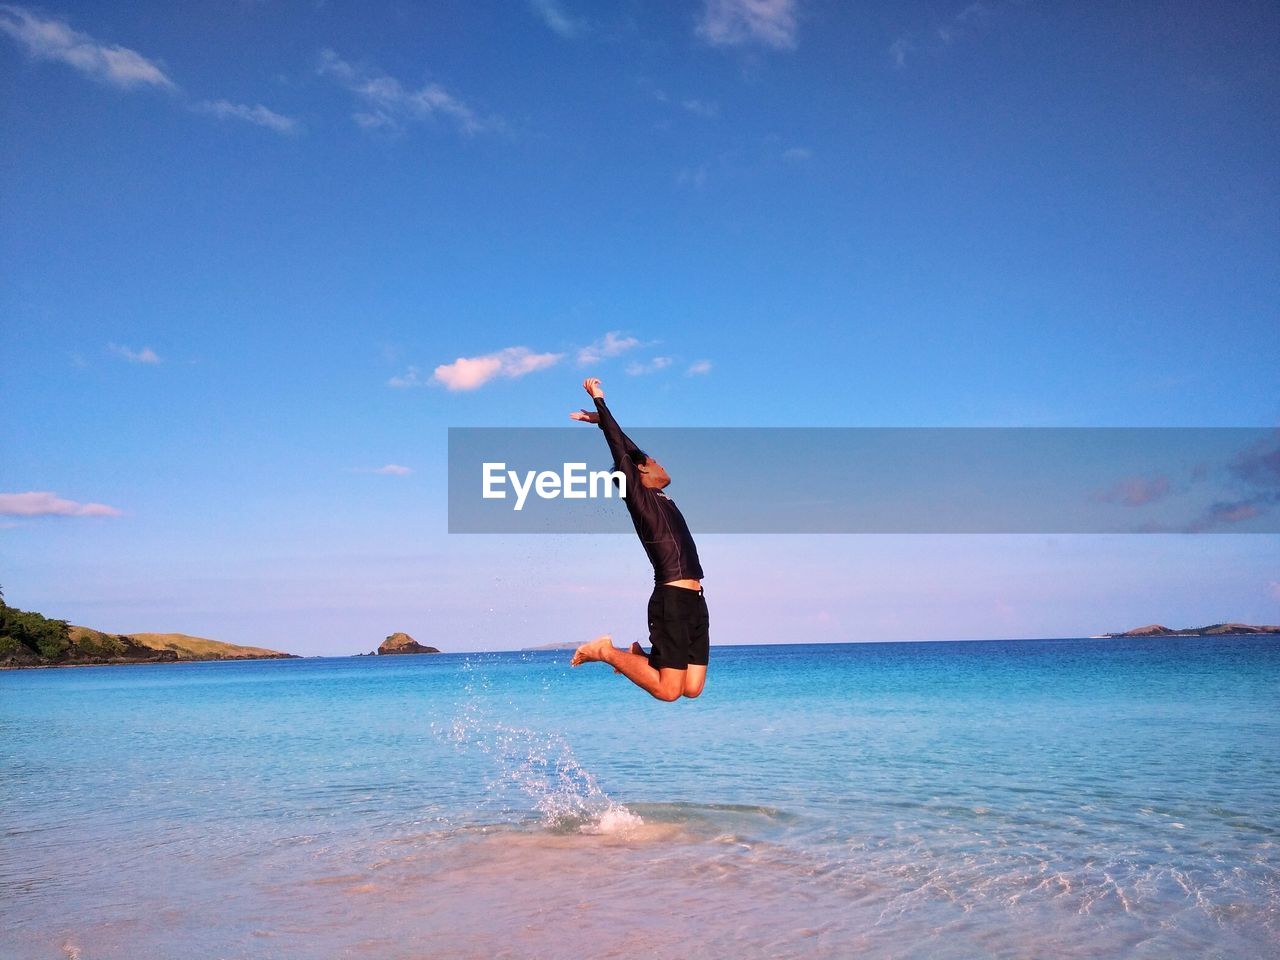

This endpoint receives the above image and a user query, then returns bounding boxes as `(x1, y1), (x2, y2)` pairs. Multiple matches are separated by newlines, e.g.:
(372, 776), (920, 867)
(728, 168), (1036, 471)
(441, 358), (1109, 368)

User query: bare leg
(614, 641), (645, 673)
(571, 635), (683, 701)
(683, 664), (707, 698)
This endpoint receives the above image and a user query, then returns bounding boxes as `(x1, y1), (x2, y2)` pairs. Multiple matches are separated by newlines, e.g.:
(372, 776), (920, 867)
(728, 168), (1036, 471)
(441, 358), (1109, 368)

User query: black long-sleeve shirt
(594, 396), (704, 584)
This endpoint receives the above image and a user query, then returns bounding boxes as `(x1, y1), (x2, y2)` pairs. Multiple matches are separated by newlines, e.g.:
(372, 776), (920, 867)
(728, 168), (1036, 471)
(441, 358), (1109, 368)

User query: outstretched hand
(569, 409), (600, 423)
(583, 377), (604, 400)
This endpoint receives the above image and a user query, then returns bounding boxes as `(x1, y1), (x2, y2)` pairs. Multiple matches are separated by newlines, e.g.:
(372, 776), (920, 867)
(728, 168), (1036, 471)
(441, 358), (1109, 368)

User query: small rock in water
(377, 632), (441, 655)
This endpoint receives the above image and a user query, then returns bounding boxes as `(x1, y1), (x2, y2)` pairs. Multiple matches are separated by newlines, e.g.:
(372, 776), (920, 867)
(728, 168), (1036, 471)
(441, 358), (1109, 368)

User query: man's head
(629, 450), (671, 490)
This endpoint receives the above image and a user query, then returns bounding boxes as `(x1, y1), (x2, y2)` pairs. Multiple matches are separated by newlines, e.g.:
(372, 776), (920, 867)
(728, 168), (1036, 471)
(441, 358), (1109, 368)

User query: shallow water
(2, 637), (1278, 959)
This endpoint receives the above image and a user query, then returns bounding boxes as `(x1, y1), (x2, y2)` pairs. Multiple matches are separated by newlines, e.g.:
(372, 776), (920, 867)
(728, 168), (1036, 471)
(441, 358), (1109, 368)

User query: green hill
(119, 631), (290, 660)
(1106, 622), (1280, 638)
(0, 598), (295, 668)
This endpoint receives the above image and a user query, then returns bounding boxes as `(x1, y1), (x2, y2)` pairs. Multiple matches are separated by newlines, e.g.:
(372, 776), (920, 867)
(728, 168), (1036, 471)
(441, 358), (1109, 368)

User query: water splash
(582, 805), (646, 836)
(438, 656), (642, 835)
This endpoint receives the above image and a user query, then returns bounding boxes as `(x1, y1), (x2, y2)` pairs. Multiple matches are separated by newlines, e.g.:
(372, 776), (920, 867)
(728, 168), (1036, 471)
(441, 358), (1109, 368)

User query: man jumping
(568, 378), (708, 701)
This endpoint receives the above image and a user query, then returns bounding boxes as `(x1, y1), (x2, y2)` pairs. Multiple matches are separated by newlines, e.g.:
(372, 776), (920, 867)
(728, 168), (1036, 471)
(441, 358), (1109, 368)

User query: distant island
(367, 631), (441, 656)
(521, 641), (579, 651)
(0, 599), (295, 669)
(1104, 622), (1280, 638)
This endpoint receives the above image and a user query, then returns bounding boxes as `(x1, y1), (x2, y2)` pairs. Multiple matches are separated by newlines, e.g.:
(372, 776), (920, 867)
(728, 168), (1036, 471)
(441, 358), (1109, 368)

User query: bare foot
(571, 634), (615, 667)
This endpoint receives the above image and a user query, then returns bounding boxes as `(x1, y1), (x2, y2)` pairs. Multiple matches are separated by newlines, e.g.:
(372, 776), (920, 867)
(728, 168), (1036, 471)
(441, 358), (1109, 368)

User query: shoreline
(6, 632), (1277, 671)
(0, 654), (298, 671)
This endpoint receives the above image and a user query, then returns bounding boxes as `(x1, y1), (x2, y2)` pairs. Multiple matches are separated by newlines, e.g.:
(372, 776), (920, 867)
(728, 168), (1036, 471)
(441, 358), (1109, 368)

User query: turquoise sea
(3, 637), (1278, 959)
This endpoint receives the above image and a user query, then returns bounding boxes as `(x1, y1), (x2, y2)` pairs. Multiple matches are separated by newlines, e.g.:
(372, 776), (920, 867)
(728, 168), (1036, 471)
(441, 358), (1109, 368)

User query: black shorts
(646, 585), (710, 671)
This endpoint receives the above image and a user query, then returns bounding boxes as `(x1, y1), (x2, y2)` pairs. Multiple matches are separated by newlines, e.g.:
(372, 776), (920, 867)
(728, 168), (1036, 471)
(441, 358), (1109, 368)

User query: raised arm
(576, 378), (644, 484)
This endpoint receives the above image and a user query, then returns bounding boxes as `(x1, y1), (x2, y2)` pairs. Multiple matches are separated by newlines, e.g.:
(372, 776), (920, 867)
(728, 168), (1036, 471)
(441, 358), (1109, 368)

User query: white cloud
(1093, 475), (1172, 507)
(697, 0), (798, 50)
(388, 366), (424, 388)
(109, 343), (161, 364)
(350, 463), (414, 475)
(0, 4), (176, 90)
(529, 0), (587, 38)
(0, 6), (297, 136)
(318, 49), (495, 136)
(436, 356), (503, 390)
(196, 99), (301, 135)
(892, 1), (1000, 68)
(433, 346), (563, 391)
(634, 76), (668, 103)
(782, 146), (811, 162)
(682, 98), (718, 117)
(626, 356), (673, 376)
(353, 111), (395, 131)
(0, 491), (122, 517)
(577, 331), (640, 365)
(951, 3), (992, 31)
(889, 37), (912, 69)
(687, 359), (712, 375)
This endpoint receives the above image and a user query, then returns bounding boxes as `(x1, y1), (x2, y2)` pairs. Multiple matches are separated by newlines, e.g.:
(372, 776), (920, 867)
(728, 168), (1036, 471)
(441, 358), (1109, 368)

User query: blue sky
(2, 0), (1277, 654)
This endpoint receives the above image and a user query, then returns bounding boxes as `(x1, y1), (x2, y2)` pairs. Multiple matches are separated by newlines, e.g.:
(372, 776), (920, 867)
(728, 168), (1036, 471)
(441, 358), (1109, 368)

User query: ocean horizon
(3, 635), (1277, 959)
